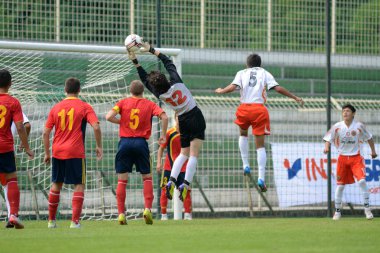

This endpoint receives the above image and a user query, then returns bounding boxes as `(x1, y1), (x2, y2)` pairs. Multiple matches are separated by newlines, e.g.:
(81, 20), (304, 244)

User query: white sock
(170, 154), (188, 180)
(184, 156), (198, 184)
(358, 179), (370, 207)
(257, 147), (266, 181)
(239, 136), (249, 169)
(335, 185), (345, 211)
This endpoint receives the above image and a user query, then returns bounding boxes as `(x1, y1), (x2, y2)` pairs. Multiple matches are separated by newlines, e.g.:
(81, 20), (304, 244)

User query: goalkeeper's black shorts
(178, 106), (206, 148)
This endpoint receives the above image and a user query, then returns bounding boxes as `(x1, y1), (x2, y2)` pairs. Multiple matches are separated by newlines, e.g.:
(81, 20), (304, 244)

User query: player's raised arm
(141, 42), (183, 84)
(273, 86), (304, 106)
(215, 84), (238, 94)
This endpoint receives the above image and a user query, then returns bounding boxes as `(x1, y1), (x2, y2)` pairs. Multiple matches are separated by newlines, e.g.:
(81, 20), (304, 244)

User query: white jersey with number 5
(159, 83), (196, 115)
(323, 120), (372, 156)
(232, 67), (279, 104)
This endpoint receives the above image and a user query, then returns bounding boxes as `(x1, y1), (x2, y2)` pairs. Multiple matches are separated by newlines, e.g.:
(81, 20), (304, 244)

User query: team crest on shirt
(351, 130), (357, 136)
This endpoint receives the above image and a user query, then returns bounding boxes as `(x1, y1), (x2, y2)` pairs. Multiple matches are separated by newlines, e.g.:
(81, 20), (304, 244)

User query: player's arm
(156, 146), (164, 173)
(158, 112), (168, 146)
(323, 126), (335, 154)
(323, 141), (331, 154)
(273, 86), (304, 106)
(105, 109), (120, 124)
(141, 42), (183, 84)
(15, 121), (34, 159)
(18, 122), (31, 150)
(367, 138), (377, 159)
(215, 84), (237, 94)
(127, 50), (160, 98)
(43, 127), (52, 163)
(91, 122), (103, 161)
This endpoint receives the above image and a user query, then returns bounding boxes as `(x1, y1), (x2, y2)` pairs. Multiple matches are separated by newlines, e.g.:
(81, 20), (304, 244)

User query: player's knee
(74, 184), (85, 192)
(118, 172), (128, 181)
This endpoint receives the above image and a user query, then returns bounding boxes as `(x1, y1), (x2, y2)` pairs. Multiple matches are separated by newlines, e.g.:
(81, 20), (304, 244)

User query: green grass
(1, 218), (379, 253)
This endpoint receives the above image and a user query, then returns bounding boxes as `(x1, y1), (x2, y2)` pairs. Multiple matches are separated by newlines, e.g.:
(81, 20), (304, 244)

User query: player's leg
(48, 158), (65, 228)
(2, 151), (24, 229)
(235, 104), (251, 174)
(178, 172), (192, 220)
(252, 105), (270, 192)
(254, 134), (267, 192)
(333, 184), (345, 220)
(0, 173), (13, 228)
(67, 158), (87, 228)
(115, 138), (133, 225)
(352, 156), (373, 220)
(160, 170), (170, 220)
(136, 138), (154, 225)
(167, 147), (189, 200)
(239, 128), (250, 174)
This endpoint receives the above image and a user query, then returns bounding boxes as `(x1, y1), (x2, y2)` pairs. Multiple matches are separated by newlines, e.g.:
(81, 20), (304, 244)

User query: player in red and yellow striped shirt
(0, 69), (34, 229)
(43, 77), (103, 228)
(157, 113), (192, 220)
(106, 80), (168, 225)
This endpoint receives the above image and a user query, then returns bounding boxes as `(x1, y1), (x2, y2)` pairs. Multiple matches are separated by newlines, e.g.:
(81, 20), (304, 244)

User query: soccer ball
(124, 34), (143, 52)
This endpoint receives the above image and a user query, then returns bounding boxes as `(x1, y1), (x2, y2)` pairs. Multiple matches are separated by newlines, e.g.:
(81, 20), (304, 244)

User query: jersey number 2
(58, 108), (75, 131)
(165, 90), (187, 107)
(0, 105), (7, 128)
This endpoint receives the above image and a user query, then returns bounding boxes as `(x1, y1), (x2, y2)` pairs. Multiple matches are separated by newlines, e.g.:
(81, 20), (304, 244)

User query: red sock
(143, 177), (154, 209)
(184, 189), (192, 213)
(160, 187), (168, 214)
(48, 190), (60, 220)
(116, 180), (128, 214)
(6, 178), (20, 216)
(72, 192), (84, 222)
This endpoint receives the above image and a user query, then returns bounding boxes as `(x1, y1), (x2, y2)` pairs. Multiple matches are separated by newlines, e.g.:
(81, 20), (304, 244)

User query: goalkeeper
(127, 41), (206, 202)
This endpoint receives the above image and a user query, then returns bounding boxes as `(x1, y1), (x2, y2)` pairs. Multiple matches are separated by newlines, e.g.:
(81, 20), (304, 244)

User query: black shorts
(0, 151), (16, 174)
(178, 106), (206, 148)
(52, 158), (86, 185)
(115, 137), (151, 175)
(162, 170), (185, 188)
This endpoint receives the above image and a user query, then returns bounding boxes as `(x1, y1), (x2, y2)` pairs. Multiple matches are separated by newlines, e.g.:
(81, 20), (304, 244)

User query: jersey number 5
(57, 108), (75, 131)
(129, 109), (140, 130)
(0, 105), (7, 128)
(165, 90), (187, 107)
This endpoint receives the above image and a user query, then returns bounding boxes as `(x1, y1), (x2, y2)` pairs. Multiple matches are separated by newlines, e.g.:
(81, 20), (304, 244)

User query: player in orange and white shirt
(324, 103), (377, 220)
(215, 54), (303, 192)
(0, 69), (34, 229)
(127, 42), (206, 203)
(106, 80), (168, 225)
(157, 113), (192, 220)
(43, 77), (103, 228)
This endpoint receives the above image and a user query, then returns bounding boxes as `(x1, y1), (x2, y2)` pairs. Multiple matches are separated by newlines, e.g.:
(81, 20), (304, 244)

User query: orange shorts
(234, 103), (270, 135)
(336, 154), (366, 185)
(0, 173), (6, 186)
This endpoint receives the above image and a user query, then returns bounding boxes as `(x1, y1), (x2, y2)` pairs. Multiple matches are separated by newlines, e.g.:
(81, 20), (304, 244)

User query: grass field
(1, 218), (379, 253)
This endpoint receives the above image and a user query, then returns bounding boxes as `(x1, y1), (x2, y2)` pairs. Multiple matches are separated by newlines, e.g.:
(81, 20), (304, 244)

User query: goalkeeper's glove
(127, 50), (138, 65)
(140, 41), (156, 54)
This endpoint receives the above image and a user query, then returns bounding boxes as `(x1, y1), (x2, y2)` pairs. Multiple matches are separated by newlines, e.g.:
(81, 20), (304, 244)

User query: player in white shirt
(215, 54), (303, 192)
(127, 42), (206, 202)
(1, 113), (30, 228)
(323, 103), (377, 220)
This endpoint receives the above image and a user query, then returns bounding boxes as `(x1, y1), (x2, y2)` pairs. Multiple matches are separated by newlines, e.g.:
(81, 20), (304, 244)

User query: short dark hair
(247, 54), (261, 68)
(147, 71), (171, 94)
(0, 69), (12, 88)
(342, 103), (356, 113)
(65, 77), (81, 94)
(129, 80), (144, 96)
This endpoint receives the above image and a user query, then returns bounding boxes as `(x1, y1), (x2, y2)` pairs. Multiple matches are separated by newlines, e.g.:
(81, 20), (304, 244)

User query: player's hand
(127, 50), (137, 60)
(96, 147), (103, 161)
(25, 148), (34, 159)
(158, 136), (166, 146)
(140, 41), (155, 54)
(215, 88), (224, 94)
(295, 97), (304, 106)
(156, 163), (162, 174)
(371, 152), (377, 159)
(323, 146), (330, 154)
(18, 143), (25, 151)
(44, 154), (51, 164)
